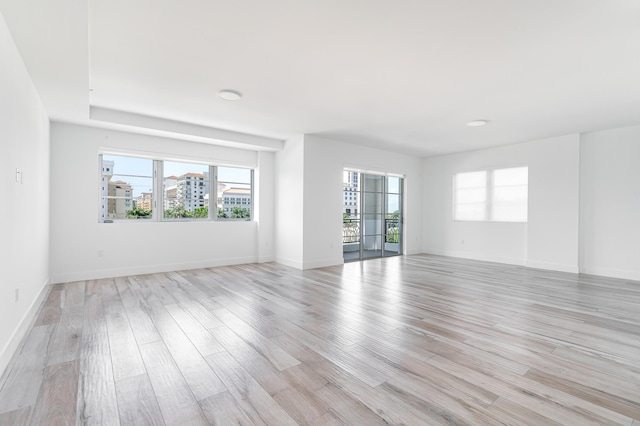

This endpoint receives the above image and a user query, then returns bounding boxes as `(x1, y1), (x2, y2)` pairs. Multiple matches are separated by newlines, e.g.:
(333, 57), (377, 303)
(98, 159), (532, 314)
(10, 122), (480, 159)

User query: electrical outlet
(15, 288), (19, 302)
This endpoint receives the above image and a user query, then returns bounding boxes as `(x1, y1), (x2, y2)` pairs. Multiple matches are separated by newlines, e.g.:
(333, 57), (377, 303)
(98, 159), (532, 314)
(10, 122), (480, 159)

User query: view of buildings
(219, 186), (251, 216)
(343, 170), (359, 216)
(101, 158), (251, 220)
(165, 172), (209, 213)
(137, 192), (153, 211)
(100, 159), (134, 220)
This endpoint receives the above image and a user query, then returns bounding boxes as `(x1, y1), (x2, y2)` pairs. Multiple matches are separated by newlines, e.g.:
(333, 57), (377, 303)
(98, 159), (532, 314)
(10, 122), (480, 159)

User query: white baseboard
(302, 257), (344, 270)
(422, 248), (526, 266)
(275, 256), (304, 270)
(405, 248), (423, 255)
(50, 256), (258, 283)
(526, 260), (579, 274)
(0, 280), (50, 379)
(579, 265), (640, 282)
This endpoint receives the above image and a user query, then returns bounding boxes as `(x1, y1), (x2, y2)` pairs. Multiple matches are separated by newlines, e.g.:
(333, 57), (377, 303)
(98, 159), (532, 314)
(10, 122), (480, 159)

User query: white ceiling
(3, 0), (640, 156)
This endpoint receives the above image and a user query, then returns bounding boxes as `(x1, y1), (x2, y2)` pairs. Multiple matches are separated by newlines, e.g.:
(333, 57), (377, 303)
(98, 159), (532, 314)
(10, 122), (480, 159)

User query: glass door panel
(363, 174), (383, 192)
(363, 235), (383, 259)
(362, 173), (383, 261)
(363, 214), (383, 235)
(384, 179), (402, 257)
(363, 192), (382, 213)
(385, 194), (400, 214)
(387, 176), (401, 194)
(342, 171), (361, 261)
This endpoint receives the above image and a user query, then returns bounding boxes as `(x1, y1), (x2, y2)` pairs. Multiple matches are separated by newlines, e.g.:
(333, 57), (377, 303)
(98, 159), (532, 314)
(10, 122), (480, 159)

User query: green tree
(164, 205), (192, 218)
(126, 207), (152, 219)
(217, 208), (228, 218)
(230, 206), (250, 218)
(193, 207), (208, 218)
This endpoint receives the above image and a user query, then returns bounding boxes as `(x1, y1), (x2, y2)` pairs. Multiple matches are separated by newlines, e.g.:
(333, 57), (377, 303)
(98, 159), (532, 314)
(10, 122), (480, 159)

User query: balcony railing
(342, 217), (400, 244)
(385, 218), (399, 243)
(343, 218), (360, 243)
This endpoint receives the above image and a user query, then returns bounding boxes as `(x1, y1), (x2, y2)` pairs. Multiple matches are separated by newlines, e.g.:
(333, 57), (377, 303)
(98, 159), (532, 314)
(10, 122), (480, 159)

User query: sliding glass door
(384, 176), (402, 256)
(342, 170), (403, 262)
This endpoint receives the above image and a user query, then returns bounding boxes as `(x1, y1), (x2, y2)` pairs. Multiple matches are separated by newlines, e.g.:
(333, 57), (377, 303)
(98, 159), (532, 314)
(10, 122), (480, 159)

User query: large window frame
(342, 169), (404, 262)
(453, 166), (528, 223)
(99, 153), (254, 223)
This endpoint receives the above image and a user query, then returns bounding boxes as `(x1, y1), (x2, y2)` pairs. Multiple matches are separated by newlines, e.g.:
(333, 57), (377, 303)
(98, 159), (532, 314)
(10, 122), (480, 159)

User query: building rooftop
(222, 188), (250, 195)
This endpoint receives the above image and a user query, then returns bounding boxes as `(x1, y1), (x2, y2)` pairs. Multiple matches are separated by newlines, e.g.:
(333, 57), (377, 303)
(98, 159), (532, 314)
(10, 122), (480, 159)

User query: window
(99, 154), (253, 222)
(492, 167), (528, 222)
(100, 154), (153, 221)
(454, 166), (528, 222)
(164, 161), (210, 220)
(454, 171), (487, 221)
(217, 167), (252, 219)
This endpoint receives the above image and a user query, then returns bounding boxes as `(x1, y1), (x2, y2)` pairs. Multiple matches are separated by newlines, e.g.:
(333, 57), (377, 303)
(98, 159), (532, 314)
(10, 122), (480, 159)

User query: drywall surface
(274, 136), (305, 268)
(423, 134), (580, 272)
(49, 123), (266, 282)
(525, 135), (580, 272)
(580, 125), (640, 280)
(0, 11), (50, 376)
(256, 151), (275, 263)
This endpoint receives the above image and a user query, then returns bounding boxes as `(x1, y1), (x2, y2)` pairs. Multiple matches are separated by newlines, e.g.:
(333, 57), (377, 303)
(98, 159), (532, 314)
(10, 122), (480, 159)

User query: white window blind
(454, 166), (528, 222)
(492, 167), (528, 222)
(454, 171), (487, 221)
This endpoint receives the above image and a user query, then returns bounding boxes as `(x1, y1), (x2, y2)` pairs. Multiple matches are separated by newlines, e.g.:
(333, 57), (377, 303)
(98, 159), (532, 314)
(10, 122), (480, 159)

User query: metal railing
(342, 217), (400, 244)
(385, 218), (399, 243)
(343, 218), (360, 243)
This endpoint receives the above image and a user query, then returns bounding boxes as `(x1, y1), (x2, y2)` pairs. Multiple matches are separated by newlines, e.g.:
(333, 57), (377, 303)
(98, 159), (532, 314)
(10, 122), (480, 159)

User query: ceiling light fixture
(467, 120), (489, 127)
(218, 89), (242, 101)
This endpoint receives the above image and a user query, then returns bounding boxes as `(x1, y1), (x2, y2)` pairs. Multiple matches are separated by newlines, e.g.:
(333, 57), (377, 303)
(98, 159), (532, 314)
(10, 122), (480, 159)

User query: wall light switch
(16, 169), (23, 184)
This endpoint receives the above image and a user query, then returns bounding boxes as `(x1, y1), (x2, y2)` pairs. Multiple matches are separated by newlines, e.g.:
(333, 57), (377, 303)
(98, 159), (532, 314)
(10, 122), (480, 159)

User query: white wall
(256, 151), (275, 263)
(274, 135), (305, 268)
(49, 123), (272, 283)
(580, 125), (640, 281)
(423, 134), (580, 272)
(0, 11), (50, 375)
(301, 135), (423, 269)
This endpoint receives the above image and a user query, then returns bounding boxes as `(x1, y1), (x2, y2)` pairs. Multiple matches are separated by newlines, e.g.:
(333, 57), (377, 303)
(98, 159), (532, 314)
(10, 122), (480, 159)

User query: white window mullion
(154, 160), (163, 222)
(210, 165), (216, 220)
(250, 169), (254, 220)
(486, 170), (494, 221)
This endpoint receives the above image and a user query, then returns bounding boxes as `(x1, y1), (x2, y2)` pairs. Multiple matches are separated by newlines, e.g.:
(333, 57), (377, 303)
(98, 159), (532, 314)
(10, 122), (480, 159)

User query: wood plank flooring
(1, 254), (639, 425)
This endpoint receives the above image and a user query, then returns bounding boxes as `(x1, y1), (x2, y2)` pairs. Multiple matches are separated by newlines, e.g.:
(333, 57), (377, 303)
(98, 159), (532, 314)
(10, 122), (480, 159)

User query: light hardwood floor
(1, 254), (639, 425)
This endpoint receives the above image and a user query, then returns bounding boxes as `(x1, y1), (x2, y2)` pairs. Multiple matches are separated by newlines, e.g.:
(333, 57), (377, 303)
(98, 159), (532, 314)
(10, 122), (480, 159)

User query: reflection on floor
(343, 248), (399, 262)
(343, 250), (361, 262)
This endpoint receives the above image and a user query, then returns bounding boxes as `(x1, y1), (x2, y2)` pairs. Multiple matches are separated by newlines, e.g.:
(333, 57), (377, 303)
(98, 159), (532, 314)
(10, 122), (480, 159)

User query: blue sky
(103, 154), (251, 197)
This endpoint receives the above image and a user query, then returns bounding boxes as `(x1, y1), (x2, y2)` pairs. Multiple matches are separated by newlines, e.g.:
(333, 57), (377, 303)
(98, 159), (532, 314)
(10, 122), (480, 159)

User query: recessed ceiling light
(218, 90), (242, 101)
(467, 120), (489, 127)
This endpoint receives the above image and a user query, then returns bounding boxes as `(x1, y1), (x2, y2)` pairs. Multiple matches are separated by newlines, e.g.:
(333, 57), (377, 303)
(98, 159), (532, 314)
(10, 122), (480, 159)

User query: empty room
(1, 1), (639, 425)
